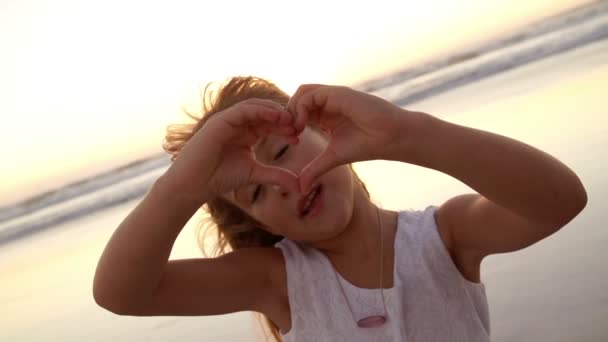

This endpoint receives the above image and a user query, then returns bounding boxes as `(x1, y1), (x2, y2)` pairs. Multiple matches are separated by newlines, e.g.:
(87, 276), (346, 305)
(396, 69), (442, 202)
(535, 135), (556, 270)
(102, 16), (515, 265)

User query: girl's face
(222, 126), (357, 243)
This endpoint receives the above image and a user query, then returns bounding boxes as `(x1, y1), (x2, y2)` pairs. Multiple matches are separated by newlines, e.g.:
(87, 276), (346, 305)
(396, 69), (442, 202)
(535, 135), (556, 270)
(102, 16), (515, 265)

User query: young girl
(93, 76), (587, 341)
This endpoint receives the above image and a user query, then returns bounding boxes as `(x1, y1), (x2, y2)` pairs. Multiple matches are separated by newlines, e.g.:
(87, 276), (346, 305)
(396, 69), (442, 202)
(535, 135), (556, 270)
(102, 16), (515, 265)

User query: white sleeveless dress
(274, 205), (491, 342)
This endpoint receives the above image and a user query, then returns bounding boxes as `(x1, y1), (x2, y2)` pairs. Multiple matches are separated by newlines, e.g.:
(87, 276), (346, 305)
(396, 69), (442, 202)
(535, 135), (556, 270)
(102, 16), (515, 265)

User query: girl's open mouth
(300, 184), (323, 218)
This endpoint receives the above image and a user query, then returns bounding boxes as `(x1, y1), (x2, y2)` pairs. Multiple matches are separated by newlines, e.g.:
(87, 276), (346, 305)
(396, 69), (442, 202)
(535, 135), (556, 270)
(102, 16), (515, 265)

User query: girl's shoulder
(264, 247), (291, 333)
(266, 247), (288, 299)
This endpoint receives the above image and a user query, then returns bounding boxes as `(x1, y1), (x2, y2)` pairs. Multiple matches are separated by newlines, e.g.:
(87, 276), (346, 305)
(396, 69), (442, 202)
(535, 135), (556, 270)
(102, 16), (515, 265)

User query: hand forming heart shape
(174, 85), (414, 202)
(284, 84), (411, 194)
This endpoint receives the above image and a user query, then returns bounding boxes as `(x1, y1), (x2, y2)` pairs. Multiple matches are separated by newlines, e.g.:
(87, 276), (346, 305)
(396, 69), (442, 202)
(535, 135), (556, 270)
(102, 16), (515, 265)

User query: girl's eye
(274, 145), (289, 160)
(251, 145), (290, 204)
(251, 185), (262, 203)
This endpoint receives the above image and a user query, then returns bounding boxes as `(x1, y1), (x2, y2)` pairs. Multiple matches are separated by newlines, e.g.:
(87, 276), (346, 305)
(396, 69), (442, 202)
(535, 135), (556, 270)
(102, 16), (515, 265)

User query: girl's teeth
(304, 198), (312, 211)
(303, 187), (318, 212)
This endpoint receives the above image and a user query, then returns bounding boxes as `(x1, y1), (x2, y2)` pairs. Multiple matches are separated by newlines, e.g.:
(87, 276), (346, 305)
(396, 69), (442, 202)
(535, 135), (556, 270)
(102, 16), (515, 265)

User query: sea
(1, 1), (607, 341)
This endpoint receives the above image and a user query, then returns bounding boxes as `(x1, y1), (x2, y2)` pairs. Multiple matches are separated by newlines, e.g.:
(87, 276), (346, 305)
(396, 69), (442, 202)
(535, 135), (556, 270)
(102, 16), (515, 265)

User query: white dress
(274, 205), (491, 342)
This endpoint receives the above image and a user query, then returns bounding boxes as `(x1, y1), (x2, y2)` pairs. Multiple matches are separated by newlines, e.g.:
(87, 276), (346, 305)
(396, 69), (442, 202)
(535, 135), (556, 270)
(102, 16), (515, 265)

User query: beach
(1, 31), (607, 342)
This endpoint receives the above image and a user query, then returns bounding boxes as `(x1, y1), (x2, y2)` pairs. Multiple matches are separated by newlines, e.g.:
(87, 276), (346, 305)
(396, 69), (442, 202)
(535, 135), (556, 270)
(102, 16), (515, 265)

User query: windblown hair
(162, 76), (370, 342)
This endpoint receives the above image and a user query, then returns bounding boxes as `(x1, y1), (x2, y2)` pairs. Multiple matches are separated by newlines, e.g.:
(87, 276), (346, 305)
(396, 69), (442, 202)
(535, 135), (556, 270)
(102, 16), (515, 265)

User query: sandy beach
(1, 40), (607, 342)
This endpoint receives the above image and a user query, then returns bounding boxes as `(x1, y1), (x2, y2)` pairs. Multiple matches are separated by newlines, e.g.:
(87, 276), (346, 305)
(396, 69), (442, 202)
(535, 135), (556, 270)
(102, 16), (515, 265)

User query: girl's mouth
(300, 184), (323, 218)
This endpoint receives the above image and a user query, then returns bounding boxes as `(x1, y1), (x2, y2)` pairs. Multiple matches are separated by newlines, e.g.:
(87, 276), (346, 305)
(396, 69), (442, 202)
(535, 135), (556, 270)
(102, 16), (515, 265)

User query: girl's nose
(271, 184), (289, 195)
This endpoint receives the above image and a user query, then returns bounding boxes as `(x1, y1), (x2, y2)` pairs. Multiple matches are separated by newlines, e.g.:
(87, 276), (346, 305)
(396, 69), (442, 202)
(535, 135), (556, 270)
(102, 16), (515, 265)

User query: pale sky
(0, 0), (592, 206)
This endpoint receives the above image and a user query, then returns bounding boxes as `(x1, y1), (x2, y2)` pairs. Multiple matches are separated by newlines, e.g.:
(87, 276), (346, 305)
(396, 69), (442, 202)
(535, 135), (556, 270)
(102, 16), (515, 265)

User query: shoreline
(1, 1), (607, 245)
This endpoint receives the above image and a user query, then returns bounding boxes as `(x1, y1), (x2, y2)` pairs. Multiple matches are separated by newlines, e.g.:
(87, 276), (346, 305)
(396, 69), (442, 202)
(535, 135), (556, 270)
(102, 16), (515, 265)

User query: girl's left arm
(391, 110), (588, 261)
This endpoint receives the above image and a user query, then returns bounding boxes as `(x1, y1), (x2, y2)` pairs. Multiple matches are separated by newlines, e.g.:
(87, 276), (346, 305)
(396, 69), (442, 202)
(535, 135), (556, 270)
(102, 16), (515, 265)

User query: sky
(0, 0), (593, 206)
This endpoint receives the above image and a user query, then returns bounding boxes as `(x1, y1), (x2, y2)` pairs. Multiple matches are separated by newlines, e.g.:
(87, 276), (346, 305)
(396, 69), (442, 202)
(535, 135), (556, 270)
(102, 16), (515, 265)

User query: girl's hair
(162, 76), (370, 342)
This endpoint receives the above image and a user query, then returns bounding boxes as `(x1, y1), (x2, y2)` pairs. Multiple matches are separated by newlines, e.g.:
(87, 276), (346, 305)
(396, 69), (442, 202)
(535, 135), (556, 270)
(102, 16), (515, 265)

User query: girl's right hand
(165, 98), (301, 202)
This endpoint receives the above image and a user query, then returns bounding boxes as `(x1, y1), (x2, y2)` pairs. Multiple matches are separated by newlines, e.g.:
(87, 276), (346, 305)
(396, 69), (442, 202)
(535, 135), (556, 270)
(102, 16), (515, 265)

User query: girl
(93, 76), (587, 341)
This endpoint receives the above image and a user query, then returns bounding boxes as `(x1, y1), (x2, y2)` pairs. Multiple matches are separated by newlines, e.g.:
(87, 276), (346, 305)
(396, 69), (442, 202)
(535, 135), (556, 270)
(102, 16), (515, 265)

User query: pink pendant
(357, 315), (386, 328)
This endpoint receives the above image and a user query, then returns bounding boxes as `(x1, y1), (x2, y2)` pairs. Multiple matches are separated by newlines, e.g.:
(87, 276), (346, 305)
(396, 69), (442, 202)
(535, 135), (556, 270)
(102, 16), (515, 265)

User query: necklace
(331, 205), (388, 328)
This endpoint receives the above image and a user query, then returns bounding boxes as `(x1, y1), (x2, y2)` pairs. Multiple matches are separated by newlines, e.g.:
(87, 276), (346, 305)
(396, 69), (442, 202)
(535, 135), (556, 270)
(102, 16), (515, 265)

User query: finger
(292, 86), (336, 130)
(246, 103), (299, 143)
(251, 123), (296, 139)
(294, 91), (325, 130)
(223, 103), (292, 128)
(299, 147), (340, 194)
(243, 98), (293, 125)
(250, 163), (301, 194)
(246, 98), (289, 113)
(286, 134), (300, 145)
(287, 84), (324, 131)
(286, 84), (323, 114)
(254, 106), (293, 126)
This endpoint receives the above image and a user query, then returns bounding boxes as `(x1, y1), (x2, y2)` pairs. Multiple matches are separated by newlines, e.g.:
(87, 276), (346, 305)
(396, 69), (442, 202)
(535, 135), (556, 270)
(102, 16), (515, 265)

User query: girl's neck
(309, 183), (397, 266)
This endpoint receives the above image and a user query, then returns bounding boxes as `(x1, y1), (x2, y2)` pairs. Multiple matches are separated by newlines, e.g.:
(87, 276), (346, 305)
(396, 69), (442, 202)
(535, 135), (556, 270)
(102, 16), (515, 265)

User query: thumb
(250, 163), (301, 194)
(299, 147), (340, 194)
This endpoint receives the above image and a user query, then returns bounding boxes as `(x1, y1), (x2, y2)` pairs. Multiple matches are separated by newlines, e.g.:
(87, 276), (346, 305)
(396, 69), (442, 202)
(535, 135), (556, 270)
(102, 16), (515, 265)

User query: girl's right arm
(94, 174), (285, 316)
(93, 99), (298, 316)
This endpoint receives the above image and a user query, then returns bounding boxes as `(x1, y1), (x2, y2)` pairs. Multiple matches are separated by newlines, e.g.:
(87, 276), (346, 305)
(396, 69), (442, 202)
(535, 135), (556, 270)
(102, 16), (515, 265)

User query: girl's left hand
(286, 84), (420, 193)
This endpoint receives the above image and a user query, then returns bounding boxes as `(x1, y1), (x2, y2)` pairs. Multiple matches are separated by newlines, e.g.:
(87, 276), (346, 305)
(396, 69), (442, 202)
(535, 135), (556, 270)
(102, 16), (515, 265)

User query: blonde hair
(162, 76), (370, 341)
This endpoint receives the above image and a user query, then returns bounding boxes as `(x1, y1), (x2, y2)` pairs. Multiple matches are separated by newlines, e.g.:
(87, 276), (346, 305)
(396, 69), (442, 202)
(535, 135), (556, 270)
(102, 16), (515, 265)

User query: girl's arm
(392, 111), (587, 259)
(93, 100), (298, 315)
(283, 83), (586, 259)
(93, 173), (284, 318)
(92, 173), (208, 312)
